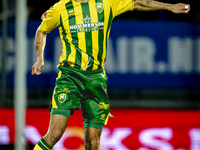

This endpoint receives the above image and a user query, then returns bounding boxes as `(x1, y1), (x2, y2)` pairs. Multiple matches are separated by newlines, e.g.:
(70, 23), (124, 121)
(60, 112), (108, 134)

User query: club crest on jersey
(96, 3), (104, 13)
(58, 93), (67, 103)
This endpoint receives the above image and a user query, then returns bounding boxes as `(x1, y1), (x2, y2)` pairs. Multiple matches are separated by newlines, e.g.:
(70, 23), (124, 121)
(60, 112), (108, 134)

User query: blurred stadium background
(0, 0), (200, 150)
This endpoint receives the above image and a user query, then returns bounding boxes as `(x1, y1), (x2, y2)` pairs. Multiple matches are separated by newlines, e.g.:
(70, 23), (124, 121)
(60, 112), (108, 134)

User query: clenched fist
(32, 60), (44, 75)
(171, 3), (190, 14)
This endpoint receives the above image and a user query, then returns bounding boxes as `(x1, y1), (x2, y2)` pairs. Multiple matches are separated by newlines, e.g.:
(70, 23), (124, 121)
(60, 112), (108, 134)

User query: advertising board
(1, 108), (200, 150)
(1, 21), (200, 89)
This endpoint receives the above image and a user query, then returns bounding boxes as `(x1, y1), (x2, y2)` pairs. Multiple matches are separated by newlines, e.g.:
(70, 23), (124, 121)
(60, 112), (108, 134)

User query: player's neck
(75, 0), (90, 3)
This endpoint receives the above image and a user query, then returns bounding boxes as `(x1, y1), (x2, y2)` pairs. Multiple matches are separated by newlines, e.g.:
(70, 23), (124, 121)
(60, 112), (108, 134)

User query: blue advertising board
(1, 20), (200, 89)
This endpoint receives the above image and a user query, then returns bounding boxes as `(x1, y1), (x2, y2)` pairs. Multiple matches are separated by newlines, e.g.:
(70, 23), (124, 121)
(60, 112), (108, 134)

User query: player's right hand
(32, 61), (44, 75)
(171, 3), (190, 14)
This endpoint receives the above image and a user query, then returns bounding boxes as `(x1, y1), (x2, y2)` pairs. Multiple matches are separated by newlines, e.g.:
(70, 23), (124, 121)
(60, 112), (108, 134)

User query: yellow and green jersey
(40, 0), (134, 71)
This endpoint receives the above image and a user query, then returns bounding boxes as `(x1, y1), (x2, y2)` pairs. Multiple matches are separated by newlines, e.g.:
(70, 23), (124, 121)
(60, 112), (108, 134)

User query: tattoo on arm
(36, 45), (40, 51)
(146, 0), (153, 5)
(36, 42), (41, 51)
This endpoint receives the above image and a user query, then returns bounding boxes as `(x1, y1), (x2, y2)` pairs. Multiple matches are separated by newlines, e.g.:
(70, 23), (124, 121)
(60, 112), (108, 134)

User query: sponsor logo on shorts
(99, 102), (109, 109)
(100, 114), (106, 120)
(58, 93), (67, 103)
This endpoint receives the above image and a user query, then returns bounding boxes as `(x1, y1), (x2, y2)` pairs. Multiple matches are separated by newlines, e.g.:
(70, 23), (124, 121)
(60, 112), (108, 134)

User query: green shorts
(50, 64), (109, 129)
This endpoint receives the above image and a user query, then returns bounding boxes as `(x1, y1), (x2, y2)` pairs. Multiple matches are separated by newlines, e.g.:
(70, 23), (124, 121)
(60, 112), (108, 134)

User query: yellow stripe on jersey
(67, 43), (76, 67)
(73, 2), (88, 70)
(58, 4), (70, 64)
(58, 27), (67, 63)
(66, 1), (77, 68)
(89, 1), (99, 70)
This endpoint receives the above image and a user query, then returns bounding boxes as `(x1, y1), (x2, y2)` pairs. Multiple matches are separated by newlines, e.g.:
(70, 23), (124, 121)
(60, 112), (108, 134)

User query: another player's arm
(134, 0), (190, 14)
(31, 26), (47, 75)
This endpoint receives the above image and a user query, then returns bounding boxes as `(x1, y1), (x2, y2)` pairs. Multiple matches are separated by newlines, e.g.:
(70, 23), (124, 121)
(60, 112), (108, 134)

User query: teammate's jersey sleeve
(40, 3), (60, 33)
(107, 0), (134, 17)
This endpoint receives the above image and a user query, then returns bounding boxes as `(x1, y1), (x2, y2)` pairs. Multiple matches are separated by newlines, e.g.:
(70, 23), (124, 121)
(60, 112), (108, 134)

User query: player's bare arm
(134, 0), (190, 14)
(31, 27), (47, 75)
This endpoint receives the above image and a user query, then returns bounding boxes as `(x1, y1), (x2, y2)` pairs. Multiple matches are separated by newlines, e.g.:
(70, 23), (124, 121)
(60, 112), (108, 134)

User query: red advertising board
(0, 108), (200, 150)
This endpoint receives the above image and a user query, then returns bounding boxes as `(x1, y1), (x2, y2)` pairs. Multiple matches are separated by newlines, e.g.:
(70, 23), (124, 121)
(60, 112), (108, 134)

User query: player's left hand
(171, 3), (190, 14)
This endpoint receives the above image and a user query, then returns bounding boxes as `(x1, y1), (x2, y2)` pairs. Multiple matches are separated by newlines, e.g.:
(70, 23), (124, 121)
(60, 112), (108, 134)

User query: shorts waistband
(59, 63), (104, 74)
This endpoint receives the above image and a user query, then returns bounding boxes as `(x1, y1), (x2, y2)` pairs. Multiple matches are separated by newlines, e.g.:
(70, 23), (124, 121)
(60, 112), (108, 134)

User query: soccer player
(32, 0), (190, 149)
